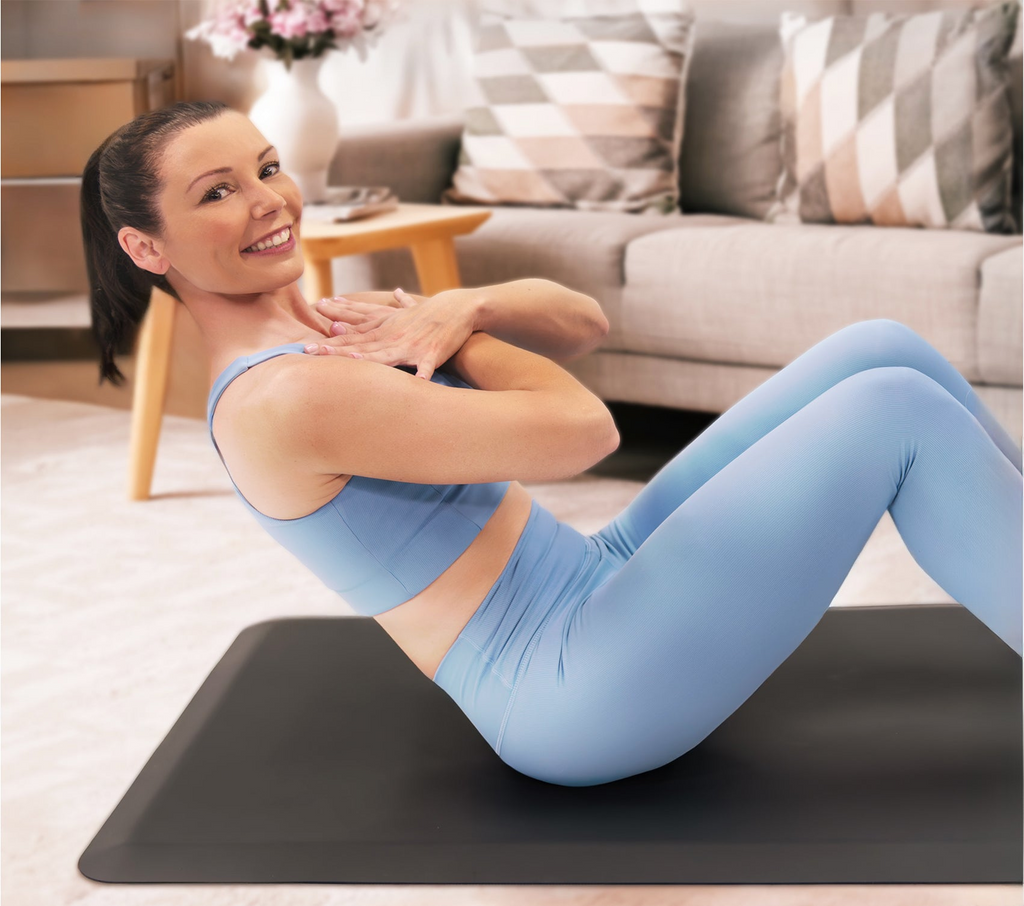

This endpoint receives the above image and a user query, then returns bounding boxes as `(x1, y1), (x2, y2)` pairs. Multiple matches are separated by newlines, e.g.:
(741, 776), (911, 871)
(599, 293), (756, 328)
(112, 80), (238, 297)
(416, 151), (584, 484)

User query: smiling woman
(80, 100), (328, 388)
(80, 101), (1022, 791)
(75, 97), (612, 697)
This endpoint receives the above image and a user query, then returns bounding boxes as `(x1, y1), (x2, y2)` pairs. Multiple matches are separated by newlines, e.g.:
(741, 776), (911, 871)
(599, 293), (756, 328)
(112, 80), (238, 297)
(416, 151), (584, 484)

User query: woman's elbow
(588, 408), (620, 461)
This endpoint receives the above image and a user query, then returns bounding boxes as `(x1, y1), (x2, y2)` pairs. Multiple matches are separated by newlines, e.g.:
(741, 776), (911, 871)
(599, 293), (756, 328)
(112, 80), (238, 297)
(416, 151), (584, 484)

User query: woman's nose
(250, 181), (287, 217)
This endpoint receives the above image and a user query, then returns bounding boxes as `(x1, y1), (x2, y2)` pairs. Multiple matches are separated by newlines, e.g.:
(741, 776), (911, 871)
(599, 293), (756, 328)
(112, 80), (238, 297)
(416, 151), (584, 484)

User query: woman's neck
(178, 282), (335, 381)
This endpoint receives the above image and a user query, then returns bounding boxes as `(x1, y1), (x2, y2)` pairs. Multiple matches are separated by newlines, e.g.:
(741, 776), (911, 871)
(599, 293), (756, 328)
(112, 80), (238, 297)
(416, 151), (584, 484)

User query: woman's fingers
(317, 344), (360, 357)
(315, 296), (379, 320)
(314, 297), (348, 318)
(316, 329), (396, 359)
(325, 338), (390, 355)
(394, 287), (416, 308)
(303, 289), (424, 359)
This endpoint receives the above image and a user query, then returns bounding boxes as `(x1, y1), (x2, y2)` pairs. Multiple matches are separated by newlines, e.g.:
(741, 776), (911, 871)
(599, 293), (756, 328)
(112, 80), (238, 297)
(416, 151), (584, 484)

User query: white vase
(248, 56), (338, 205)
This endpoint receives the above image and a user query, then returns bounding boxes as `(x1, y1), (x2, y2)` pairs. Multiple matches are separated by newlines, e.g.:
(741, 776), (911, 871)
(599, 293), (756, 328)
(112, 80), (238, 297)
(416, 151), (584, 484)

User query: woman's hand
(306, 287), (476, 381)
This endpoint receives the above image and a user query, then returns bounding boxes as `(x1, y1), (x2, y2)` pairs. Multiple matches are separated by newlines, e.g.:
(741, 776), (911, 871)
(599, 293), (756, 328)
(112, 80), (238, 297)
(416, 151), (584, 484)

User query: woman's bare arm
(332, 280), (607, 364)
(463, 279), (608, 362)
(328, 289), (428, 307)
(258, 333), (619, 484)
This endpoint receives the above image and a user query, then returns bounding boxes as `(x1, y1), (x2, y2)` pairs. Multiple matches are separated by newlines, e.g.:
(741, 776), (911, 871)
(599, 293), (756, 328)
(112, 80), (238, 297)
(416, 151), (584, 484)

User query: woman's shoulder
(219, 351), (327, 446)
(213, 354), (352, 516)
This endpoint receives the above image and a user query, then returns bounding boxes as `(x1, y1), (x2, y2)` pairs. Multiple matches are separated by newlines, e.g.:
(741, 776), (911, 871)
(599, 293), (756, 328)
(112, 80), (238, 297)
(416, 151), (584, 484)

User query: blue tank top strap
(207, 342), (310, 514)
(207, 341), (308, 428)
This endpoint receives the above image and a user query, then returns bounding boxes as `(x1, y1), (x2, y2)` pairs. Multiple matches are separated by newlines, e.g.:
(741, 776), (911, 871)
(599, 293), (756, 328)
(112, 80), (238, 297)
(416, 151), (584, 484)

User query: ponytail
(79, 100), (230, 386)
(81, 138), (149, 386)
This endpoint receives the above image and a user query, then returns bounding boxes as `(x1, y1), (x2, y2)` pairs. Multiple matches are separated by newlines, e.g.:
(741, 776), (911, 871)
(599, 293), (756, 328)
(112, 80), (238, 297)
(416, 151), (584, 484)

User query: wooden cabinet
(2, 57), (176, 178)
(1, 57), (175, 341)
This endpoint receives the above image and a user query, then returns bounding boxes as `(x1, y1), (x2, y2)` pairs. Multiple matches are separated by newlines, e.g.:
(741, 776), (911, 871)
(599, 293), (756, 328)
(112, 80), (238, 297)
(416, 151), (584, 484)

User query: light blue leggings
(432, 319), (1023, 787)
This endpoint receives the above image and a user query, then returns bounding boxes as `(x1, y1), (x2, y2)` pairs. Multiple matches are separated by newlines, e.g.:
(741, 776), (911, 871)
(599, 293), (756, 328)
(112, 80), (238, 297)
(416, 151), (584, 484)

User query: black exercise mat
(79, 603), (1022, 885)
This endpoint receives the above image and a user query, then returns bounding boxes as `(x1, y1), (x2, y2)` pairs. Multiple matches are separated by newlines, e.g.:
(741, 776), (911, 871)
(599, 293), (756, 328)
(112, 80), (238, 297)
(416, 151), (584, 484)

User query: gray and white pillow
(769, 0), (1021, 232)
(441, 0), (697, 215)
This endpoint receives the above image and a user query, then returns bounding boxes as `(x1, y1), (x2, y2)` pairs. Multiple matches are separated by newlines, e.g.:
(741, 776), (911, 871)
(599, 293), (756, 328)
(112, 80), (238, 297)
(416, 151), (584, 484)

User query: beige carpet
(5, 390), (1017, 906)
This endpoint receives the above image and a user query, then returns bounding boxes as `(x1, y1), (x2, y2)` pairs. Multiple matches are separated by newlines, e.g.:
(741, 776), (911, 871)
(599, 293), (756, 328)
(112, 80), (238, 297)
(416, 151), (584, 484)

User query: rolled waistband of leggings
(456, 500), (591, 678)
(431, 500), (594, 743)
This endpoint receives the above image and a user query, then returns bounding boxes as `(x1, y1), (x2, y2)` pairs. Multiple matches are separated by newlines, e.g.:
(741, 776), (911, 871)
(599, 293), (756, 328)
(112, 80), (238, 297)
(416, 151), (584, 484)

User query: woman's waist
(448, 491), (600, 677)
(372, 480), (537, 677)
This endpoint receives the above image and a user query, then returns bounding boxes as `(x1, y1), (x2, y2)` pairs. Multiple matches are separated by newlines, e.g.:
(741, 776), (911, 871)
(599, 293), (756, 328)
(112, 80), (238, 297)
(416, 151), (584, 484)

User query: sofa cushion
(619, 221), (1021, 381)
(978, 245), (1024, 384)
(677, 19), (785, 220)
(333, 208), (744, 321)
(770, 2), (1021, 233)
(440, 0), (697, 214)
(447, 208), (744, 330)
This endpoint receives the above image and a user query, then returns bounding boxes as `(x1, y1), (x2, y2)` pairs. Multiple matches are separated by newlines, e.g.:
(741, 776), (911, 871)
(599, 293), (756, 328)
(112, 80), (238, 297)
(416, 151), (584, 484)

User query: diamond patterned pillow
(768, 1), (1021, 232)
(440, 0), (697, 215)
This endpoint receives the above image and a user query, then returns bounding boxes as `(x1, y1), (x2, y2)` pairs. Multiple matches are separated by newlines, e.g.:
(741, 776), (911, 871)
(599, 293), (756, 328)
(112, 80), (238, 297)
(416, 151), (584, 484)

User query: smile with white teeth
(243, 226), (291, 253)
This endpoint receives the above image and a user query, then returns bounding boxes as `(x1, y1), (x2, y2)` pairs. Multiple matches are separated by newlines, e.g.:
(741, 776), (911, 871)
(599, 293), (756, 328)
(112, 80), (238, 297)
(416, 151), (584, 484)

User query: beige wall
(1, 0), (188, 100)
(2, 0), (1005, 129)
(1, 0), (181, 56)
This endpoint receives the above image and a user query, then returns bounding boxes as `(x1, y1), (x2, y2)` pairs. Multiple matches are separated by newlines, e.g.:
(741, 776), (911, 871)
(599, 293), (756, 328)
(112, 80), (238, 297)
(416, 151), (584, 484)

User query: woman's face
(147, 110), (304, 295)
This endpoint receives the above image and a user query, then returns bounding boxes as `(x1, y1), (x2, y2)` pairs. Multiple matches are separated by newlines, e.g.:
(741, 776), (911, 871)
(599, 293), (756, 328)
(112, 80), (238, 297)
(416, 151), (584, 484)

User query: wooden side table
(128, 202), (491, 501)
(300, 202), (491, 300)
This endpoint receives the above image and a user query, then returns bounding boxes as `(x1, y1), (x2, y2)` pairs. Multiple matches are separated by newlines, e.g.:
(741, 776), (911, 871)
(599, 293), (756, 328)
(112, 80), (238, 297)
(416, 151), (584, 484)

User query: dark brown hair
(80, 100), (231, 386)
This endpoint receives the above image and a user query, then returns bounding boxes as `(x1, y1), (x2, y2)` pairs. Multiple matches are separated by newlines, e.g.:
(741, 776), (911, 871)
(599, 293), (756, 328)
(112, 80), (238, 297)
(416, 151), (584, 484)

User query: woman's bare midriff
(373, 479), (533, 680)
(211, 361), (535, 682)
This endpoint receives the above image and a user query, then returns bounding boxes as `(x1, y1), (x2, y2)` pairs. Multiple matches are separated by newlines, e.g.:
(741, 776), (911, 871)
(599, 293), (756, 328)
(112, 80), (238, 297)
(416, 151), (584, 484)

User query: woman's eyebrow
(187, 145), (275, 193)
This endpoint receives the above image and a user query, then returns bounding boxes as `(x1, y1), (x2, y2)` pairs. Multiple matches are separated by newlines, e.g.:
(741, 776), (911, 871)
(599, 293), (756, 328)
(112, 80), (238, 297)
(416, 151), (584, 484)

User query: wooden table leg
(302, 254), (334, 304)
(410, 236), (462, 296)
(127, 287), (176, 501)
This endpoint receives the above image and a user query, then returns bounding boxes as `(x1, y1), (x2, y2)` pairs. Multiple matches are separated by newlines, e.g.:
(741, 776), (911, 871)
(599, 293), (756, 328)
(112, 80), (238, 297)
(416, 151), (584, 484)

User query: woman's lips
(241, 228), (297, 257)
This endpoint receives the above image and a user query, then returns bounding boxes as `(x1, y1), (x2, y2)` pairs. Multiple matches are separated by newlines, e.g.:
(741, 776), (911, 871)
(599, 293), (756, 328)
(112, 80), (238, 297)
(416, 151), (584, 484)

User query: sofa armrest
(326, 114), (466, 204)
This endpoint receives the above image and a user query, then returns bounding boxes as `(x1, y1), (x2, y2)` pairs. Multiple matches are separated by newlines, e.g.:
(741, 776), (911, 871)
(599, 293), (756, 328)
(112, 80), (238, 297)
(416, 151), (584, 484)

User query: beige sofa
(323, 5), (1024, 450)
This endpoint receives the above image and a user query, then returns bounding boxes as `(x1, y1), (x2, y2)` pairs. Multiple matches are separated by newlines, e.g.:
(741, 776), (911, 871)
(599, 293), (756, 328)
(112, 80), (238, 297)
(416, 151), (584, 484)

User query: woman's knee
(836, 364), (956, 418)
(832, 317), (925, 362)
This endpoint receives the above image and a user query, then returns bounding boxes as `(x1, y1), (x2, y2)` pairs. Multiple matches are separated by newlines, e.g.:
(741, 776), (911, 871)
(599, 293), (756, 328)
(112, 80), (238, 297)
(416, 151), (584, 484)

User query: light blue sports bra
(207, 342), (511, 616)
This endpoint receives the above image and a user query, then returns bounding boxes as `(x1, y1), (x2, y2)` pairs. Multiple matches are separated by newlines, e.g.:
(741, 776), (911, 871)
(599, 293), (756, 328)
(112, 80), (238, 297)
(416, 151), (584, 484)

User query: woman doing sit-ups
(82, 100), (1023, 787)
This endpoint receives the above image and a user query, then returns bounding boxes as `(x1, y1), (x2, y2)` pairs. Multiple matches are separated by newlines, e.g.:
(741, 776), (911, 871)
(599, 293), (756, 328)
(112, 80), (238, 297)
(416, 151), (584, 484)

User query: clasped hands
(305, 287), (475, 382)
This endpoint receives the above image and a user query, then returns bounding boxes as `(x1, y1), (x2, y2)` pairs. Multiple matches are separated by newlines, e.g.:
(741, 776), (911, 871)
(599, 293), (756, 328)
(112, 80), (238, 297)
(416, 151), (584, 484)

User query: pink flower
(186, 0), (400, 62)
(212, 6), (243, 31)
(322, 0), (363, 14)
(185, 7), (251, 61)
(241, 2), (265, 27)
(330, 9), (362, 37)
(269, 3), (309, 39)
(305, 7), (330, 33)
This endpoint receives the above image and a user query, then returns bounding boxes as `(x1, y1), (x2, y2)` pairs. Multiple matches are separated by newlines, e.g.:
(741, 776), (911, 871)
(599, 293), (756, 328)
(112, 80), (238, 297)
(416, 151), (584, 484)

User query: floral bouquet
(186, 0), (403, 68)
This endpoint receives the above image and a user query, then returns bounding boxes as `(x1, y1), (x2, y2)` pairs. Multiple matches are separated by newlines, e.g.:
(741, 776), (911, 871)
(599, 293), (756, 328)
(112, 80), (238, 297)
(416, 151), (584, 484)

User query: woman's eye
(201, 162), (281, 203)
(202, 184), (229, 203)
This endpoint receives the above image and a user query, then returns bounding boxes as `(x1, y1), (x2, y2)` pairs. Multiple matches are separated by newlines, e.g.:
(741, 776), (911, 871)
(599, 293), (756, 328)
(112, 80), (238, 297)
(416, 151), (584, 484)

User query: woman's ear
(117, 226), (170, 276)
